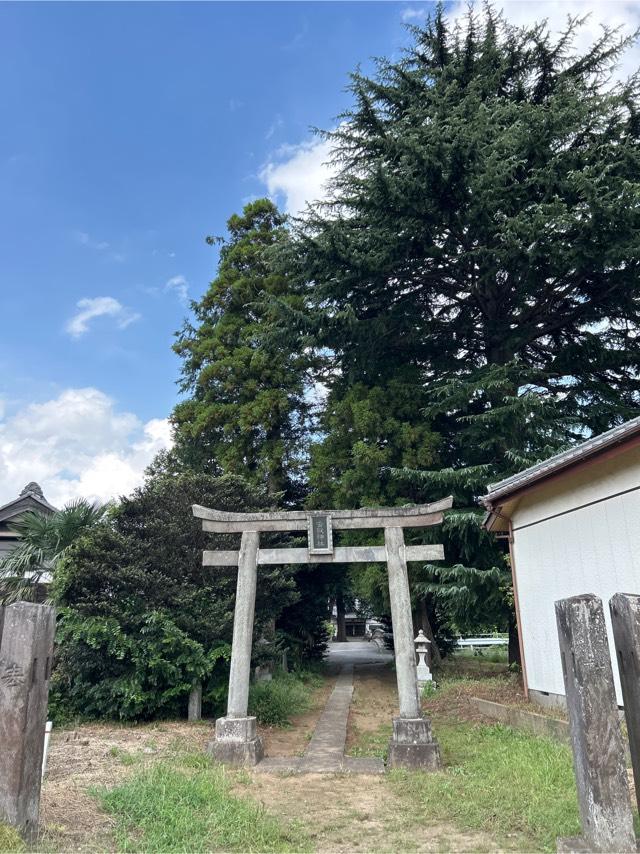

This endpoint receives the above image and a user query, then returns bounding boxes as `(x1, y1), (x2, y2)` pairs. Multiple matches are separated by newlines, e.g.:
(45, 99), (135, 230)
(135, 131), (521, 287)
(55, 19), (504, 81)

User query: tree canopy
(276, 6), (640, 647)
(172, 199), (315, 505)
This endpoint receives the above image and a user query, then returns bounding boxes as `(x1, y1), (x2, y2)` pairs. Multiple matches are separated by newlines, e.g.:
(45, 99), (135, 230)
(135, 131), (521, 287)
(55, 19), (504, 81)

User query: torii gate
(193, 496), (452, 769)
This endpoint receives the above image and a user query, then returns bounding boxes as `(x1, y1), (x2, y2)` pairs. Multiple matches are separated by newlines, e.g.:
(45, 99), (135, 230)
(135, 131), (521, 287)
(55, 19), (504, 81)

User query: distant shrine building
(0, 483), (56, 560)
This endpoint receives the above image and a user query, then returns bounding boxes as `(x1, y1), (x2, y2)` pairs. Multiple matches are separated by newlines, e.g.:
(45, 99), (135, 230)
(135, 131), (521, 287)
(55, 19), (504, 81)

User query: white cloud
(65, 296), (140, 338)
(73, 230), (110, 251)
(265, 115), (284, 141)
(447, 1), (640, 82)
(401, 6), (428, 23)
(165, 275), (189, 304)
(259, 137), (336, 216)
(0, 388), (173, 507)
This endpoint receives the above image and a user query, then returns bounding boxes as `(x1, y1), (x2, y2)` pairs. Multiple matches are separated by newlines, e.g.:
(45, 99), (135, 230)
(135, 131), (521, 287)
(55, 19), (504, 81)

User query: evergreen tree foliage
(280, 7), (640, 646)
(50, 472), (301, 721)
(172, 199), (314, 504)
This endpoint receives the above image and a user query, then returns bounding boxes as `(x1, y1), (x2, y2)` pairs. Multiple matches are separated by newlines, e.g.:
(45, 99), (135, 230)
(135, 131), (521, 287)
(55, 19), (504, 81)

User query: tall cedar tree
(282, 8), (640, 651)
(173, 199), (313, 505)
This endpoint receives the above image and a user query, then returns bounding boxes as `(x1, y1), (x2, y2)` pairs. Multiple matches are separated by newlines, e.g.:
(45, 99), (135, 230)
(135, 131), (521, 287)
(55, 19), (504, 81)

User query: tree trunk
(418, 597), (442, 667)
(336, 591), (347, 642)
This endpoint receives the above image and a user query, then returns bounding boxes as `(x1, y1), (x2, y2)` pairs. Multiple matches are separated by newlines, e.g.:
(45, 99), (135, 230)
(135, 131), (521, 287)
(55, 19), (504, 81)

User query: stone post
(609, 593), (640, 816)
(385, 526), (441, 770)
(555, 594), (635, 853)
(0, 602), (56, 842)
(210, 530), (263, 766)
(188, 681), (202, 721)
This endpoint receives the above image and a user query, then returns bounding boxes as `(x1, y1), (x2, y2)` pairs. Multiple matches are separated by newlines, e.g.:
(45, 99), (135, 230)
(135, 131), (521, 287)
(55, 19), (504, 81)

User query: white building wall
(511, 445), (640, 705)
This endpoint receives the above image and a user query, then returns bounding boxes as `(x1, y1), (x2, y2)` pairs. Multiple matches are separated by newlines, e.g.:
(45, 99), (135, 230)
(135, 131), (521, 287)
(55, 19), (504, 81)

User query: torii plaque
(193, 496), (452, 769)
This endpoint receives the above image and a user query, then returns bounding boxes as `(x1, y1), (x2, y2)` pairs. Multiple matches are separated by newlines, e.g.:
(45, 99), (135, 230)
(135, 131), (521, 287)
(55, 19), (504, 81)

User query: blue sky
(1, 0), (637, 506)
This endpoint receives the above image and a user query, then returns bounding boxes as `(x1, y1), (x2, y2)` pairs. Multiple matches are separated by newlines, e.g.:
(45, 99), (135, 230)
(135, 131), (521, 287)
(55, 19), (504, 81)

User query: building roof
(482, 414), (640, 528)
(0, 482), (57, 525)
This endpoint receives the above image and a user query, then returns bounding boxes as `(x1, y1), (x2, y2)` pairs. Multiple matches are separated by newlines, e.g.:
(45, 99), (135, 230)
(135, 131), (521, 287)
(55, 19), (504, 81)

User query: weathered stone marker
(188, 681), (202, 721)
(193, 498), (451, 769)
(555, 594), (635, 853)
(0, 602), (56, 842)
(609, 593), (640, 816)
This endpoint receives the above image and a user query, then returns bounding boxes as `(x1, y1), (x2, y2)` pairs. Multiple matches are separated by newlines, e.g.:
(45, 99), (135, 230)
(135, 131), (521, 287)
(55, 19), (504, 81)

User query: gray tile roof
(483, 414), (640, 505)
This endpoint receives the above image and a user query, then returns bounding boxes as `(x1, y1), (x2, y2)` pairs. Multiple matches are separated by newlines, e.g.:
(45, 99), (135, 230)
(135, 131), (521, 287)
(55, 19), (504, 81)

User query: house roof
(0, 482), (57, 524)
(481, 414), (640, 528)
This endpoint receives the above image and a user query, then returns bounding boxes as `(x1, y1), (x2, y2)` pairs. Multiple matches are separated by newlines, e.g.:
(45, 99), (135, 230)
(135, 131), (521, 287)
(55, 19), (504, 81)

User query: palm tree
(0, 498), (108, 603)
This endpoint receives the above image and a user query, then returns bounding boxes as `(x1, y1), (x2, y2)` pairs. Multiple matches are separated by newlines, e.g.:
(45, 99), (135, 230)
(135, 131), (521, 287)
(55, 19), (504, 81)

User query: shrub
(248, 671), (318, 726)
(50, 472), (301, 722)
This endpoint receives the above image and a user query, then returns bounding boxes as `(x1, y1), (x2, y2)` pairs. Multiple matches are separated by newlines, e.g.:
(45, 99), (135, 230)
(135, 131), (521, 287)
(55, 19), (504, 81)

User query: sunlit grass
(96, 753), (308, 852)
(391, 721), (580, 851)
(0, 823), (24, 852)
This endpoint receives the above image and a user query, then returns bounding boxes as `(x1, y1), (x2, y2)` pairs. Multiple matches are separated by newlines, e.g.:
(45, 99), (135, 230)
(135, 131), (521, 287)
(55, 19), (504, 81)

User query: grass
(347, 665), (580, 851)
(248, 669), (322, 727)
(96, 752), (308, 852)
(454, 646), (509, 664)
(391, 721), (580, 851)
(348, 723), (391, 760)
(0, 824), (24, 852)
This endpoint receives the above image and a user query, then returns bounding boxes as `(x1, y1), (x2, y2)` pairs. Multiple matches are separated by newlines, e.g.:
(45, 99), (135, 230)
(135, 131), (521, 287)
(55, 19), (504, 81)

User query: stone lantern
(415, 629), (433, 684)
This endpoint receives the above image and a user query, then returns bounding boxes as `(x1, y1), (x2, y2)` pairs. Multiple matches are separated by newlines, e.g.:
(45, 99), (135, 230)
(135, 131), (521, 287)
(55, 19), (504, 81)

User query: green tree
(281, 7), (640, 650)
(0, 499), (107, 603)
(172, 199), (315, 505)
(50, 472), (301, 721)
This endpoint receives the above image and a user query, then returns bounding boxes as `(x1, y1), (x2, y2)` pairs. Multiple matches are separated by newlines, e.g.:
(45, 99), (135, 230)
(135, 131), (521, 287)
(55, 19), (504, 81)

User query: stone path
(257, 661), (384, 775)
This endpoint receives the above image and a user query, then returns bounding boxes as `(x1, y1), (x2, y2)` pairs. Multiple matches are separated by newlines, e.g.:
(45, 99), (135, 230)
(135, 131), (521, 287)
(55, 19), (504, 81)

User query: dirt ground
(40, 720), (212, 852)
(345, 657), (532, 754)
(231, 661), (504, 853)
(39, 678), (333, 852)
(239, 771), (495, 853)
(37, 663), (539, 853)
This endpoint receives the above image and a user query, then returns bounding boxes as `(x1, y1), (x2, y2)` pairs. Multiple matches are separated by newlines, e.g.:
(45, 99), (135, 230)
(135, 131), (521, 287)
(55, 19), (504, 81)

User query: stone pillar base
(208, 716), (264, 767)
(556, 836), (612, 853)
(386, 716), (442, 771)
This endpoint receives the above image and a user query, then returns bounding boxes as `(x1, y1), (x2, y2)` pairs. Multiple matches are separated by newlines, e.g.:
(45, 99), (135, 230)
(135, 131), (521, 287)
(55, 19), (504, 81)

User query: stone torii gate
(193, 496), (452, 769)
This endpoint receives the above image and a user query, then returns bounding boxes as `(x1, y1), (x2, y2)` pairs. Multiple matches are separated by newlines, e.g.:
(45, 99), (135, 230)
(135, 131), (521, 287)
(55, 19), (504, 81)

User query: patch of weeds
(0, 824), (24, 852)
(109, 746), (137, 766)
(248, 670), (318, 727)
(421, 681), (438, 698)
(348, 723), (391, 760)
(391, 720), (580, 851)
(95, 753), (308, 852)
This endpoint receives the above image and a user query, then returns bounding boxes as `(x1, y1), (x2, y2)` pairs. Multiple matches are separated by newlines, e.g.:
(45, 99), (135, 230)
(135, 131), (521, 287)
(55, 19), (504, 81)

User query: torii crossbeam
(193, 496), (452, 770)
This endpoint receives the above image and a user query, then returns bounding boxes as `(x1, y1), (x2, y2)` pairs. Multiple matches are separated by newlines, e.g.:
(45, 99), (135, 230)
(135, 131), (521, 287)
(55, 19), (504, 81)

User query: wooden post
(0, 602), (56, 842)
(555, 594), (635, 852)
(610, 593), (640, 816)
